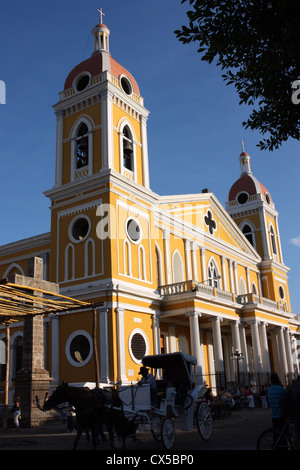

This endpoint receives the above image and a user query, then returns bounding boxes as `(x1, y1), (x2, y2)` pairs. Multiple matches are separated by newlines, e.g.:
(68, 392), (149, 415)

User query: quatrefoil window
(204, 210), (217, 235)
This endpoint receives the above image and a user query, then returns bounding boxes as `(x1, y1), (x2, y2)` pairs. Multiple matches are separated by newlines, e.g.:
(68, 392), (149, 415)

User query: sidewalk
(0, 407), (272, 451)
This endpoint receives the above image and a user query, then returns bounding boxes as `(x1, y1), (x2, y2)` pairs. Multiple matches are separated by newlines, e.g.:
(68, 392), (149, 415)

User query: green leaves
(175, 0), (300, 150)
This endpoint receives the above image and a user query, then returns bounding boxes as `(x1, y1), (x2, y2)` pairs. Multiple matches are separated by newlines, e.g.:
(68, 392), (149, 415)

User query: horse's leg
(73, 423), (84, 450)
(90, 424), (97, 450)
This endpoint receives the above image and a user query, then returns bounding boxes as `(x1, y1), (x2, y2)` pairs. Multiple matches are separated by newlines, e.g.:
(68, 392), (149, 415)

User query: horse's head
(43, 382), (69, 411)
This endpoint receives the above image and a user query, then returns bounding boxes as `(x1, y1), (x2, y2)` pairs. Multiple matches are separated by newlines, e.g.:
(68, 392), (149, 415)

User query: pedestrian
(12, 396), (21, 428)
(245, 386), (255, 410)
(65, 405), (76, 432)
(260, 385), (268, 408)
(138, 366), (157, 405)
(267, 372), (287, 434)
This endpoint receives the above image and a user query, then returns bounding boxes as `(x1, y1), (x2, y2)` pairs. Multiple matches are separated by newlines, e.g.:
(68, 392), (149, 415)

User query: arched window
(207, 259), (220, 288)
(172, 250), (184, 283)
(242, 224), (254, 246)
(122, 125), (134, 172)
(270, 225), (277, 255)
(75, 123), (89, 169)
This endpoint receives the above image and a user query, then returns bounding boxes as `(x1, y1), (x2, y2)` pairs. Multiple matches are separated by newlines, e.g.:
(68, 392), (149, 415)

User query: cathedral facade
(1, 19), (299, 401)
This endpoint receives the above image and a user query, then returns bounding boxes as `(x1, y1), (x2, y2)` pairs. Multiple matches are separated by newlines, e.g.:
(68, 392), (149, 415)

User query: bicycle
(257, 418), (298, 450)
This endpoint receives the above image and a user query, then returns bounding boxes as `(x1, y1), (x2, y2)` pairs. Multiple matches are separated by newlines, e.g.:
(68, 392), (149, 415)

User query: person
(138, 366), (157, 406)
(204, 388), (214, 403)
(245, 386), (255, 410)
(288, 375), (300, 441)
(64, 405), (76, 432)
(267, 372), (287, 434)
(12, 396), (21, 429)
(260, 385), (268, 408)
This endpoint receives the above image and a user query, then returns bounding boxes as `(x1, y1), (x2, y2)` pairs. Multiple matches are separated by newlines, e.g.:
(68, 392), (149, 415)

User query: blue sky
(0, 0), (299, 313)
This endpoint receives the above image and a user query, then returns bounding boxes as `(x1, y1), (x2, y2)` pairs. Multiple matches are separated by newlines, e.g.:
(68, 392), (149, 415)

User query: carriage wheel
(151, 417), (162, 441)
(112, 425), (124, 450)
(196, 401), (213, 441)
(161, 418), (175, 450)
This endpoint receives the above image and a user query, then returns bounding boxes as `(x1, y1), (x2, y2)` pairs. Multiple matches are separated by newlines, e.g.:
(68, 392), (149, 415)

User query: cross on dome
(97, 8), (105, 24)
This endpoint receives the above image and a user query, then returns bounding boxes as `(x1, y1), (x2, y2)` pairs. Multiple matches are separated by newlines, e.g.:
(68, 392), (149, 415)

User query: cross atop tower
(97, 8), (105, 24)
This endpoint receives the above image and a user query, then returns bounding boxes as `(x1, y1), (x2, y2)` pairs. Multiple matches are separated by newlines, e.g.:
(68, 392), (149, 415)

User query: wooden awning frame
(0, 278), (92, 324)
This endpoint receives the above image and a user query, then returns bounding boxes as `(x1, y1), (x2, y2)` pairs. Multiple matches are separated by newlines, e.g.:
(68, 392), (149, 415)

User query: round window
(69, 216), (90, 242)
(237, 192), (249, 204)
(75, 74), (90, 92)
(129, 329), (149, 364)
(121, 76), (132, 95)
(65, 330), (93, 367)
(126, 218), (142, 243)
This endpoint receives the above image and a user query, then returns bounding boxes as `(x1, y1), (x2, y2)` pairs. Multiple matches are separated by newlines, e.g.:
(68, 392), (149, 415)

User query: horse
(43, 382), (132, 450)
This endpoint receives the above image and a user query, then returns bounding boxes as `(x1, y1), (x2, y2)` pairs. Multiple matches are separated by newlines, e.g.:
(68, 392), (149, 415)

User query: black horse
(43, 382), (133, 450)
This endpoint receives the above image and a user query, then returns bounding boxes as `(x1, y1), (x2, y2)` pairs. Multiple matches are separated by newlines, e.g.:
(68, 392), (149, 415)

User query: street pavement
(0, 407), (272, 452)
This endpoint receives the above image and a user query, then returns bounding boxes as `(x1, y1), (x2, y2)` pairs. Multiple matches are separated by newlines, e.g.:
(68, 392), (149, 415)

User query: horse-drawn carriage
(44, 352), (212, 450)
(113, 352), (213, 449)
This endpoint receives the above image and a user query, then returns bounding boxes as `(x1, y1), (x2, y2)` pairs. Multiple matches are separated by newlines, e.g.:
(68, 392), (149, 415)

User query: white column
(246, 267), (251, 293)
(100, 87), (114, 170)
(230, 320), (241, 352)
(50, 315), (59, 384)
(115, 307), (128, 383)
(259, 322), (271, 375)
(239, 322), (249, 373)
(228, 260), (235, 294)
(212, 317), (224, 373)
(200, 247), (206, 282)
(184, 239), (192, 280)
(152, 312), (161, 355)
(141, 114), (150, 188)
(55, 111), (64, 186)
(191, 242), (198, 281)
(284, 328), (294, 375)
(99, 307), (110, 383)
(168, 325), (176, 352)
(221, 256), (227, 291)
(163, 230), (171, 284)
(187, 312), (204, 380)
(277, 327), (288, 379)
(233, 261), (238, 294)
(249, 320), (263, 374)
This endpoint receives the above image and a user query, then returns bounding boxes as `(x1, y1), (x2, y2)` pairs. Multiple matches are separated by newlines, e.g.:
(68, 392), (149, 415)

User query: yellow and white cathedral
(1, 19), (299, 399)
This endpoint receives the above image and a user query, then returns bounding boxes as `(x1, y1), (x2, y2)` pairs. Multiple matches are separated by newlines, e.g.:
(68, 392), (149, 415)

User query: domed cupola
(226, 145), (282, 263)
(63, 9), (140, 96)
(227, 146), (273, 209)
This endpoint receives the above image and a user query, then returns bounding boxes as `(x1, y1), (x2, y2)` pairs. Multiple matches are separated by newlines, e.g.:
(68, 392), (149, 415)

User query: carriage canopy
(142, 352), (197, 389)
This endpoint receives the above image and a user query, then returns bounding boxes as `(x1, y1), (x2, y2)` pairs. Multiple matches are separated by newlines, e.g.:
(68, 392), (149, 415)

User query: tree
(175, 0), (300, 151)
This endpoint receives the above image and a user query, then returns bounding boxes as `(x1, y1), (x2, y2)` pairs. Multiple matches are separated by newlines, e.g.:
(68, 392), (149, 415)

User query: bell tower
(51, 12), (150, 190)
(226, 147), (292, 309)
(45, 12), (150, 287)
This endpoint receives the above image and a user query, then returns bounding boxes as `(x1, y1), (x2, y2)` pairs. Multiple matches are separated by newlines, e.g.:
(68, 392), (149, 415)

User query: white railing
(159, 281), (295, 317)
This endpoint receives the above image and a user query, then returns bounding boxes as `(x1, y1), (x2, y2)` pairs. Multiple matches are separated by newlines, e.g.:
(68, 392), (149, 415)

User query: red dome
(64, 53), (140, 95)
(228, 173), (271, 202)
